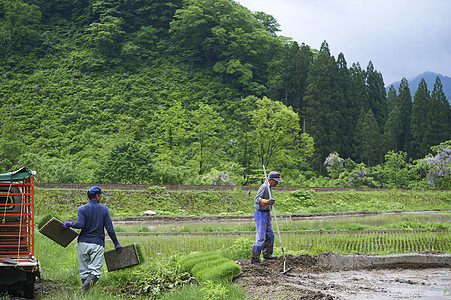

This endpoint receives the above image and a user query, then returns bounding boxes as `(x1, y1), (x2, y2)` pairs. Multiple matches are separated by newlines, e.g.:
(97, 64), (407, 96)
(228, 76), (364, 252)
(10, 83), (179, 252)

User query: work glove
(114, 241), (122, 254)
(61, 222), (71, 230)
(268, 198), (276, 206)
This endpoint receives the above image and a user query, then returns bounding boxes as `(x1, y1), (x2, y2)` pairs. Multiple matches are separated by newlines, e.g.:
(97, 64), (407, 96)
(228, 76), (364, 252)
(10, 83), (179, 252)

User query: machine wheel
(23, 272), (36, 299)
(23, 282), (34, 299)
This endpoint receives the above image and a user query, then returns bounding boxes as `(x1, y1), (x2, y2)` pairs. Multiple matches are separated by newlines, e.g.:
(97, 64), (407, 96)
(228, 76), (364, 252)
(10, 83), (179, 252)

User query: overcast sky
(237, 0), (451, 85)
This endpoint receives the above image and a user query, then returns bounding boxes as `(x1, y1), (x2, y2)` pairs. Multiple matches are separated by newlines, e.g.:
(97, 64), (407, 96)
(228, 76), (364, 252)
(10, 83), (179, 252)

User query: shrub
(221, 238), (253, 260)
(290, 189), (316, 207)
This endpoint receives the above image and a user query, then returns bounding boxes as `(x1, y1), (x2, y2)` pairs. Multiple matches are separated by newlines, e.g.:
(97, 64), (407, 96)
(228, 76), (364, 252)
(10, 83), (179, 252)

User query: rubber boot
(263, 255), (278, 260)
(250, 246), (262, 264)
(81, 274), (99, 292)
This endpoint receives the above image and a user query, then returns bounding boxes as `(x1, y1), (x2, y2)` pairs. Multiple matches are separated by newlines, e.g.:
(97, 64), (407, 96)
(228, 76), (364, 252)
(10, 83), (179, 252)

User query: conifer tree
(410, 78), (430, 158)
(386, 85), (397, 113)
(397, 78), (412, 153)
(428, 76), (451, 146)
(337, 52), (355, 158)
(349, 63), (370, 113)
(366, 61), (387, 131)
(384, 105), (402, 152)
(304, 41), (343, 172)
(354, 108), (381, 166)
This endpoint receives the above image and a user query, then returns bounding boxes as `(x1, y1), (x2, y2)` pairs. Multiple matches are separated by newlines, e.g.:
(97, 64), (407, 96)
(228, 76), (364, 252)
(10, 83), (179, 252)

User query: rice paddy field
(29, 187), (451, 299)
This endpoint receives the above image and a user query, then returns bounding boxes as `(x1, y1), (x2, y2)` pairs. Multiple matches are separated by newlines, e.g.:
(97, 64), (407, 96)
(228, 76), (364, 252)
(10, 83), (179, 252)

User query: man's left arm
(104, 209), (121, 252)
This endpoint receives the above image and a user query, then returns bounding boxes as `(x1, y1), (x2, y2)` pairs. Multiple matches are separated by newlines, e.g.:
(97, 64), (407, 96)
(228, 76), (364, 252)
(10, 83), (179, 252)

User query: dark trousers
(251, 209), (275, 261)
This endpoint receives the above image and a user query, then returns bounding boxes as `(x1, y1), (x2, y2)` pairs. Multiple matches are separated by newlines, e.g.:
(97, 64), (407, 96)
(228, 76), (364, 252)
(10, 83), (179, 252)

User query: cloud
(238, 0), (451, 84)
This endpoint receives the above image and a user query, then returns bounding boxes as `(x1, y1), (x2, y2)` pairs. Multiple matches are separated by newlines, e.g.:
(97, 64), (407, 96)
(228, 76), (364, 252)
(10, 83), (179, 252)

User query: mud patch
(235, 252), (451, 299)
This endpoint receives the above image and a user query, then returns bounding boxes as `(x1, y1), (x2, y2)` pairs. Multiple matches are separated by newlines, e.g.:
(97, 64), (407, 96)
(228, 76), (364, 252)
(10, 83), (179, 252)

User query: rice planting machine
(0, 167), (40, 299)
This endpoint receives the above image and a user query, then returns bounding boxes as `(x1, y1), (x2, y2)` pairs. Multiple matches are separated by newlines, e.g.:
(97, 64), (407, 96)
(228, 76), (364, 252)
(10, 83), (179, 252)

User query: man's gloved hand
(268, 198), (276, 206)
(61, 222), (71, 230)
(114, 241), (122, 253)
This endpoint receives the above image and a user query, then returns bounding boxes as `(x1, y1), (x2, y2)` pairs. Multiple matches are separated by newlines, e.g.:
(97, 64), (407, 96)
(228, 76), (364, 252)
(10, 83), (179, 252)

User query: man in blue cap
(62, 186), (122, 291)
(250, 171), (283, 264)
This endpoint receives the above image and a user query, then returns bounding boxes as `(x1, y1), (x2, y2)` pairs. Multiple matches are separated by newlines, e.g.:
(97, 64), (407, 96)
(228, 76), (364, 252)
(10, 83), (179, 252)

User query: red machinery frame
(0, 169), (39, 299)
(0, 175), (35, 261)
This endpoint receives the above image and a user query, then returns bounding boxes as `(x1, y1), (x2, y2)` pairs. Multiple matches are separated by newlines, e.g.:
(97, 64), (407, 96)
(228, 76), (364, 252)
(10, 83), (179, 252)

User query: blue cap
(87, 186), (105, 198)
(269, 171), (283, 182)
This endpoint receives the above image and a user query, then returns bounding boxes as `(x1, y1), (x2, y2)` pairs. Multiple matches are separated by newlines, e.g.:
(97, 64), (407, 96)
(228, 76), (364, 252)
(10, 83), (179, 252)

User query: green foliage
(371, 151), (413, 188)
(289, 189), (316, 208)
(200, 280), (228, 300)
(0, 0), (449, 188)
(93, 139), (153, 184)
(220, 237), (253, 260)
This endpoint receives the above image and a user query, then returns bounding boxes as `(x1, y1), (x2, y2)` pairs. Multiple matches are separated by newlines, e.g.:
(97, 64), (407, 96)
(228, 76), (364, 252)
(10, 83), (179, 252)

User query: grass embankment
(35, 187), (451, 218)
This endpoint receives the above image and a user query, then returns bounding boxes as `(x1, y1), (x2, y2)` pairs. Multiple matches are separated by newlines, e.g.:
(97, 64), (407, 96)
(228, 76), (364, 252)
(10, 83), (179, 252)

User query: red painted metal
(0, 176), (35, 258)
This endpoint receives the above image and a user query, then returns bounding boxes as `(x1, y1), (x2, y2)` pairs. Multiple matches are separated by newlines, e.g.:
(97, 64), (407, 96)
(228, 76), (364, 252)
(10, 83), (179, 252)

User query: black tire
(23, 282), (34, 299)
(23, 272), (36, 299)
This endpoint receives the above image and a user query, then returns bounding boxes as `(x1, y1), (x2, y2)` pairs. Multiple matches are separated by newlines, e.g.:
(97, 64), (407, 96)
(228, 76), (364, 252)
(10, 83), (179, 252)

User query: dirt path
(235, 252), (451, 299)
(23, 253), (451, 299)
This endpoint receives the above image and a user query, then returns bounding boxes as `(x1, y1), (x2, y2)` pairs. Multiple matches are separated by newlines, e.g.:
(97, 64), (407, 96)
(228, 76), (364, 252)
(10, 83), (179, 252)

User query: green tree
(366, 61), (387, 131)
(267, 41), (313, 119)
(410, 78), (430, 158)
(226, 95), (257, 184)
(93, 139), (153, 184)
(190, 103), (225, 175)
(86, 15), (125, 57)
(373, 151), (411, 188)
(384, 105), (402, 152)
(397, 78), (412, 153)
(169, 0), (275, 91)
(427, 76), (451, 146)
(386, 85), (397, 113)
(252, 11), (280, 36)
(0, 0), (41, 51)
(354, 109), (381, 166)
(0, 106), (24, 172)
(249, 96), (301, 169)
(304, 41), (343, 172)
(337, 52), (357, 158)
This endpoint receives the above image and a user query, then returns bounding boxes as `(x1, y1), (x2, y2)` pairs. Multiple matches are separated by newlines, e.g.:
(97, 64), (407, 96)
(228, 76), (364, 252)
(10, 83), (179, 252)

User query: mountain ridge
(386, 72), (451, 103)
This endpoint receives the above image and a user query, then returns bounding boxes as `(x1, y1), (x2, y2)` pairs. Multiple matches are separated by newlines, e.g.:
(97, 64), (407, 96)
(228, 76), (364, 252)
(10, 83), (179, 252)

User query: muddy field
(235, 252), (451, 299)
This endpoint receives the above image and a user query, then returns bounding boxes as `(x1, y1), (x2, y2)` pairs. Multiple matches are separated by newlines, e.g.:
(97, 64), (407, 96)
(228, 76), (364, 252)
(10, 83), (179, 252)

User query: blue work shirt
(69, 200), (118, 247)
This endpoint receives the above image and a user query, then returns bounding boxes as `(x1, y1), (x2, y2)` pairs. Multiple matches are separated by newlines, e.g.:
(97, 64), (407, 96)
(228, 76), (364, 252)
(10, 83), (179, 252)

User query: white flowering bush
(424, 148), (451, 189)
(324, 152), (344, 179)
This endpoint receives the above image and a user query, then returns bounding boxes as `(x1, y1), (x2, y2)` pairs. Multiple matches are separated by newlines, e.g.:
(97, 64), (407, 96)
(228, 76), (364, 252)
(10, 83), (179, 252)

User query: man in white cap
(250, 171), (283, 264)
(62, 186), (121, 291)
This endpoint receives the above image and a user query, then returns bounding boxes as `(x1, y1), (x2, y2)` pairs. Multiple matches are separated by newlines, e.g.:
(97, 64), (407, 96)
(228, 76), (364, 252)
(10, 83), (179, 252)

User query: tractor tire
(23, 282), (34, 299)
(23, 272), (36, 299)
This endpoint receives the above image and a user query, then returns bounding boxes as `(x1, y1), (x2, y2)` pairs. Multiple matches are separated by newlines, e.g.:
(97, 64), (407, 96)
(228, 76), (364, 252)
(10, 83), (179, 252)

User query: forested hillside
(1, 0), (450, 188)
